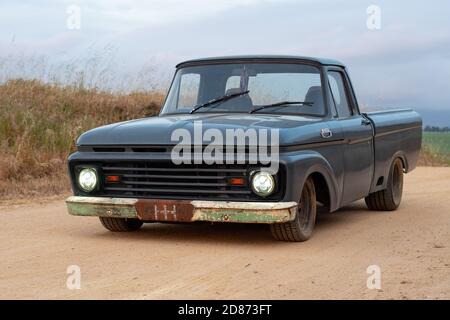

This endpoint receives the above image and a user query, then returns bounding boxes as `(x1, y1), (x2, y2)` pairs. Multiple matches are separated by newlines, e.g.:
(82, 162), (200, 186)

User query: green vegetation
(421, 132), (450, 165)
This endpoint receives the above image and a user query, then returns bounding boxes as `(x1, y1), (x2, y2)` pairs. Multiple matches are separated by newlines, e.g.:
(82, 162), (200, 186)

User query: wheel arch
(309, 171), (332, 212)
(391, 151), (408, 172)
(370, 151), (409, 193)
(283, 151), (340, 212)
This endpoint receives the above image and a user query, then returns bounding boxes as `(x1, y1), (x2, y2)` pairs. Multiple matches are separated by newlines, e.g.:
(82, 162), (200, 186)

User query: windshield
(161, 63), (325, 116)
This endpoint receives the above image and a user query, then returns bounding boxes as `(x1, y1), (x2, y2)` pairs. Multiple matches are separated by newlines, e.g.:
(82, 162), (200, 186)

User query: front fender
(280, 150), (341, 212)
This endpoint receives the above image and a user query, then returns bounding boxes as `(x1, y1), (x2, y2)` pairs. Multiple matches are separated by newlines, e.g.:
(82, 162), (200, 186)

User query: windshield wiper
(190, 90), (250, 114)
(249, 101), (313, 114)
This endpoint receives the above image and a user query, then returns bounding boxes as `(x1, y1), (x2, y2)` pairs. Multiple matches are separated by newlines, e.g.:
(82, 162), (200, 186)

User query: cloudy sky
(1, 0), (449, 124)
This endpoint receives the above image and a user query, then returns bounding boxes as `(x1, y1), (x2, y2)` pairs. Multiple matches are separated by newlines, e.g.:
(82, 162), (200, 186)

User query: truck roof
(176, 55), (346, 68)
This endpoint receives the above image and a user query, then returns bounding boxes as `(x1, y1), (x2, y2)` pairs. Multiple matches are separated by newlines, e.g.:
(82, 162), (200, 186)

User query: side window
(178, 73), (200, 108)
(328, 71), (351, 118)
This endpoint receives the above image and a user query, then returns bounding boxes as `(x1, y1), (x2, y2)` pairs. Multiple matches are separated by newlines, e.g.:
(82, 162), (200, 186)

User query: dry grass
(417, 146), (448, 167)
(0, 79), (164, 200)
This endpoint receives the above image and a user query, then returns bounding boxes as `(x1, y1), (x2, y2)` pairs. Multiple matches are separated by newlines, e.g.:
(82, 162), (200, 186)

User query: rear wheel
(99, 217), (143, 232)
(365, 158), (404, 211)
(270, 177), (317, 242)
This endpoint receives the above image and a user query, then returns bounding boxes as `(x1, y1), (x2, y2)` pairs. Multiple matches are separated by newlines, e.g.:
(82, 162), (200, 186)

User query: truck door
(327, 69), (374, 206)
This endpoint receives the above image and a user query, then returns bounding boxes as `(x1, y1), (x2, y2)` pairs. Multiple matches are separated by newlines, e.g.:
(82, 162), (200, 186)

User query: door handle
(361, 118), (371, 126)
(320, 128), (333, 138)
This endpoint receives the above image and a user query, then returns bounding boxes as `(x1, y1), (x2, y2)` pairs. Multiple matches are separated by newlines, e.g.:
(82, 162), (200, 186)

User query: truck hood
(77, 113), (333, 146)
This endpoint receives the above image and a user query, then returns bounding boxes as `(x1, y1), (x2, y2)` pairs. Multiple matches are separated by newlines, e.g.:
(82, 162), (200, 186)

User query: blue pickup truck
(66, 55), (422, 242)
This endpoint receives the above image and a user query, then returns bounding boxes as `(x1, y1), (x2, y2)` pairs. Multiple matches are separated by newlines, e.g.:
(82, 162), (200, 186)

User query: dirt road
(1, 167), (449, 299)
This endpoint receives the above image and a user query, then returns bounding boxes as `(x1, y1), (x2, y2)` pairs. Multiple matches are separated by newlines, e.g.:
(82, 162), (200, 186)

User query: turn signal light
(229, 177), (245, 186)
(105, 175), (120, 183)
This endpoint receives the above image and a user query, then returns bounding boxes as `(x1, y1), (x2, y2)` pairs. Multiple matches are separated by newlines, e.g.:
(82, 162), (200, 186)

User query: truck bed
(365, 109), (422, 193)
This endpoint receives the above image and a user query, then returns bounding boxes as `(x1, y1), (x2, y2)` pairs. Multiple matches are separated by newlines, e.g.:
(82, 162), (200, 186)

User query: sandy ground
(0, 167), (449, 300)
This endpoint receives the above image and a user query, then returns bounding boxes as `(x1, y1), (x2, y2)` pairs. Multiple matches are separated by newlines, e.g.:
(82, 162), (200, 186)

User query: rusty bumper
(66, 196), (297, 224)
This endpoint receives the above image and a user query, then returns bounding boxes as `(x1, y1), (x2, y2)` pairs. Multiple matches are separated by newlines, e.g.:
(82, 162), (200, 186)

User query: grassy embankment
(0, 79), (163, 200)
(0, 79), (448, 200)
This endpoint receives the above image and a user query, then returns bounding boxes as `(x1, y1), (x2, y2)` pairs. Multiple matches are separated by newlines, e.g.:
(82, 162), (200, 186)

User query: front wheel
(270, 177), (317, 242)
(365, 158), (404, 211)
(99, 217), (143, 232)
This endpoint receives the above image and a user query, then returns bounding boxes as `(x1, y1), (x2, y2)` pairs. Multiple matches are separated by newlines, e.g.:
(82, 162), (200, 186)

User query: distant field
(421, 132), (450, 165)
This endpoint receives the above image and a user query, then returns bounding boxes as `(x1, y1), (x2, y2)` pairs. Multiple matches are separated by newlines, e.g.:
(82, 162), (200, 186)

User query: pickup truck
(66, 55), (422, 242)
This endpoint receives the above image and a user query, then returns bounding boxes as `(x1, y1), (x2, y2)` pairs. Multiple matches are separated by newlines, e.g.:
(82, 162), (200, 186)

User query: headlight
(78, 168), (98, 192)
(251, 171), (275, 197)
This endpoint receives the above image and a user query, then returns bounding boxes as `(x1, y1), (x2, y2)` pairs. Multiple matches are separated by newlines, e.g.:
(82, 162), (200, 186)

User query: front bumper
(66, 196), (297, 224)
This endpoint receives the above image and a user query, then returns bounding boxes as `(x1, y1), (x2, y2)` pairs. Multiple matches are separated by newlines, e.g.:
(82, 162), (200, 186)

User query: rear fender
(370, 151), (408, 192)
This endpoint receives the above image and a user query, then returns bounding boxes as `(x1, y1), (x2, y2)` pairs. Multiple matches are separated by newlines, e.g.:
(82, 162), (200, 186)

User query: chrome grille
(99, 162), (253, 200)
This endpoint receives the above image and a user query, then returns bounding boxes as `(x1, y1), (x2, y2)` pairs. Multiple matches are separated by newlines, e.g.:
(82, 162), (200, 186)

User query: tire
(365, 158), (404, 211)
(99, 217), (143, 232)
(270, 177), (317, 242)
